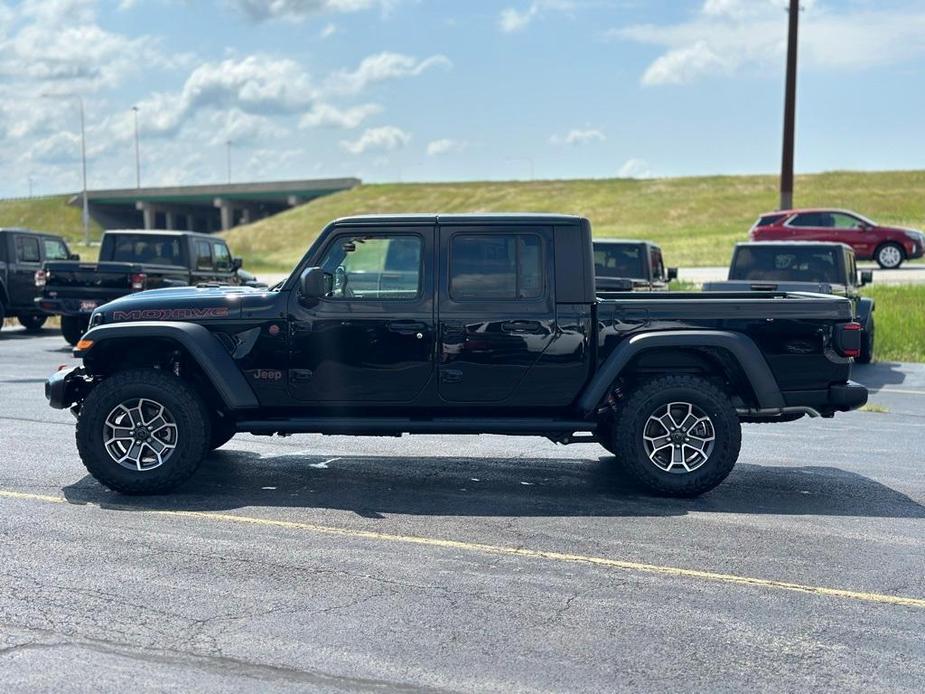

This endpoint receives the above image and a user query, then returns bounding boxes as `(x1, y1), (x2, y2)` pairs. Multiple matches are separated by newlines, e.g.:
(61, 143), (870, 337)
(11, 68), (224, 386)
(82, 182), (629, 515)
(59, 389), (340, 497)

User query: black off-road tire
(61, 316), (87, 346)
(18, 314), (47, 332)
(610, 374), (741, 497)
(858, 318), (875, 364)
(875, 242), (905, 269)
(76, 368), (212, 494)
(209, 413), (236, 450)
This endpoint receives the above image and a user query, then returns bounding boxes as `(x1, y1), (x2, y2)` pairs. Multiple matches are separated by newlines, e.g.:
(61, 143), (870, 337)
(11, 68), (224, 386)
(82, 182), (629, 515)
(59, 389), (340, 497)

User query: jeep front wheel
(61, 316), (87, 346)
(76, 369), (211, 494)
(610, 375), (741, 497)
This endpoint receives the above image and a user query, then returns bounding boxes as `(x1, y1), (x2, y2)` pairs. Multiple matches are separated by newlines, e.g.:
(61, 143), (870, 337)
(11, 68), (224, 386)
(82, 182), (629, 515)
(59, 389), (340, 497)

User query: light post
(779, 0), (800, 210)
(132, 106), (141, 189)
(42, 93), (90, 244)
(226, 140), (232, 184)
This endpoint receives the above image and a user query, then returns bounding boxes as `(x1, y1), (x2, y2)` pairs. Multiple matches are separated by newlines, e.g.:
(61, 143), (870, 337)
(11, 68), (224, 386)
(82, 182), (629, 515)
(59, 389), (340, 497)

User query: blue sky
(1, 0), (924, 197)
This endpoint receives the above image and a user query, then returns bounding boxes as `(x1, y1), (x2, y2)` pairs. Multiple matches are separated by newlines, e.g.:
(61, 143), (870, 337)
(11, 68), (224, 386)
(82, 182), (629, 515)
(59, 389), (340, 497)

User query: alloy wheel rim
(103, 398), (178, 471)
(879, 246), (902, 267)
(643, 401), (716, 474)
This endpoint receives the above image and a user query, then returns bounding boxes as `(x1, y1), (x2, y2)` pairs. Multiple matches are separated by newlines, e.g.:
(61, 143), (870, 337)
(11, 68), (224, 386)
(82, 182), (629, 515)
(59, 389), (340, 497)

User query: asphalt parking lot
(1, 328), (924, 692)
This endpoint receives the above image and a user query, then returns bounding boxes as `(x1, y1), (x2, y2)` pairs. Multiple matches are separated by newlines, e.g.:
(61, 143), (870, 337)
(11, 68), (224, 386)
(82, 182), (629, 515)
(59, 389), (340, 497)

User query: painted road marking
(877, 388), (925, 396)
(3, 488), (925, 609)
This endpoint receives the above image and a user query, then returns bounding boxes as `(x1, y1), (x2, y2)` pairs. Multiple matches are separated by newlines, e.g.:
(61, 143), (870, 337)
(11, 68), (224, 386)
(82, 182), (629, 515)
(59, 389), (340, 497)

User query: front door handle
(389, 320), (428, 334)
(501, 320), (542, 334)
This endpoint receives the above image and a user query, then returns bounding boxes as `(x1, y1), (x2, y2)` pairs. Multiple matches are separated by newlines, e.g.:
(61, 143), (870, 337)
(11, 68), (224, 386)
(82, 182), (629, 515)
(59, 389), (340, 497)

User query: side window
(43, 238), (69, 261)
(450, 233), (544, 301)
(15, 236), (41, 263)
(831, 213), (864, 230)
(213, 242), (232, 271)
(318, 234), (422, 300)
(650, 249), (665, 280)
(194, 240), (213, 270)
(790, 213), (823, 227)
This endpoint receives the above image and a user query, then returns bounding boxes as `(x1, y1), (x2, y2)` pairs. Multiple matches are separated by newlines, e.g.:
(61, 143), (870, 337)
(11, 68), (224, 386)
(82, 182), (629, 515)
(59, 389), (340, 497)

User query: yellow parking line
(3, 488), (924, 609)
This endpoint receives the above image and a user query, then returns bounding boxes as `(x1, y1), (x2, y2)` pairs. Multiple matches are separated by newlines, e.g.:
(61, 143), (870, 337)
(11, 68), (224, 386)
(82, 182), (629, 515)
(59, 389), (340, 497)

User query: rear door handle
(389, 320), (428, 334)
(501, 320), (542, 333)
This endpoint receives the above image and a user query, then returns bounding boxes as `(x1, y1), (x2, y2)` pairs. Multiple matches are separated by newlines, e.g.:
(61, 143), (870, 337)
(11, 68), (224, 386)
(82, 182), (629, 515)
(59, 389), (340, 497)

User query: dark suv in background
(749, 208), (925, 269)
(0, 228), (75, 332)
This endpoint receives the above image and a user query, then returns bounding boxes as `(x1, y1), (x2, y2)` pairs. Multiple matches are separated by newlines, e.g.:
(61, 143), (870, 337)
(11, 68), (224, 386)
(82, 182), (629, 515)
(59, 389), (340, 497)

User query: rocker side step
(235, 417), (597, 437)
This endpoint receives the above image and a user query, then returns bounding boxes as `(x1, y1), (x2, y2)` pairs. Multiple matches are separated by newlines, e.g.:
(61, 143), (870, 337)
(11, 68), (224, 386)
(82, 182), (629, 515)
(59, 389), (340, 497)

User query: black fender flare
(577, 330), (785, 416)
(856, 296), (875, 329)
(77, 321), (259, 410)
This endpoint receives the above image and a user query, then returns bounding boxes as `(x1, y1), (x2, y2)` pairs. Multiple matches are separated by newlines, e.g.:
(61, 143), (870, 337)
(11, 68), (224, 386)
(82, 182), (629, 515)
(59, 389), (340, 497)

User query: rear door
(9, 233), (42, 309)
(786, 211), (833, 242)
(437, 224), (556, 403)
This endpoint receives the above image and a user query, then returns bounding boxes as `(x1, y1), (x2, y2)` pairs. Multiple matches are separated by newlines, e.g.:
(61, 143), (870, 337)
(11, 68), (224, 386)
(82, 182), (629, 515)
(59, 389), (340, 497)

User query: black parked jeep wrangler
(47, 214), (867, 497)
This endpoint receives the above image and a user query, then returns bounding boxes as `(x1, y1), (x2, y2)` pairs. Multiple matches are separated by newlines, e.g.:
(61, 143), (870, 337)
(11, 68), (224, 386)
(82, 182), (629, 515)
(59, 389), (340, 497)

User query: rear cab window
(731, 246), (843, 283)
(593, 243), (645, 280)
(109, 235), (185, 266)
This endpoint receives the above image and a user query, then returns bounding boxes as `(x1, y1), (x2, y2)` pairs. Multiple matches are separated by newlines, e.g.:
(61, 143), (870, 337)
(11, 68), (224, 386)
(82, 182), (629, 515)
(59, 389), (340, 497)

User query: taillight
(130, 273), (147, 291)
(834, 322), (862, 358)
(34, 269), (47, 288)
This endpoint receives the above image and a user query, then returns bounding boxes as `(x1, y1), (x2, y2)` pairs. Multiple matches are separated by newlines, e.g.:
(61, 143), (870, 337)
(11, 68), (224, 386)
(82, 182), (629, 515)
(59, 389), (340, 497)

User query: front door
(287, 226), (435, 403)
(437, 225), (557, 403)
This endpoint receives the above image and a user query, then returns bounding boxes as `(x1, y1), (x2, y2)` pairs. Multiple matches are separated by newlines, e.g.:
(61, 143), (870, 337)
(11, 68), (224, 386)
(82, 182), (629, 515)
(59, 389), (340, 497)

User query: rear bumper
(36, 297), (100, 316)
(782, 380), (868, 414)
(45, 366), (92, 410)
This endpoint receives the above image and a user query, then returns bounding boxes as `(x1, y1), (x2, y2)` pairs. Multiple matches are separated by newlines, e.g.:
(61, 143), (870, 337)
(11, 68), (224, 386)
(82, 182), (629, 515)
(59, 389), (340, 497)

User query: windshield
(594, 243), (646, 280)
(730, 246), (843, 283)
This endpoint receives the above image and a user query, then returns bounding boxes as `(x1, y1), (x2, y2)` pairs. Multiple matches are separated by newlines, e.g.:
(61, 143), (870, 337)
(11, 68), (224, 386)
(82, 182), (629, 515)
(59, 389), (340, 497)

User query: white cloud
(549, 128), (606, 146)
(320, 22), (337, 38)
(228, 0), (395, 22)
(498, 1), (573, 33)
(426, 138), (466, 156)
(299, 102), (381, 129)
(340, 125), (410, 154)
(618, 158), (652, 179)
(207, 109), (287, 146)
(614, 0), (925, 86)
(326, 51), (451, 95)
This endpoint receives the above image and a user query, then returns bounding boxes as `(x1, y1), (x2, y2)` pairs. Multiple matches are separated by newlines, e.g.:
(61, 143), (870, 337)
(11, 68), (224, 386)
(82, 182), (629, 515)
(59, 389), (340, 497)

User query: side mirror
(231, 256), (243, 271)
(69, 253), (81, 261)
(667, 267), (679, 282)
(859, 270), (873, 286)
(299, 266), (330, 300)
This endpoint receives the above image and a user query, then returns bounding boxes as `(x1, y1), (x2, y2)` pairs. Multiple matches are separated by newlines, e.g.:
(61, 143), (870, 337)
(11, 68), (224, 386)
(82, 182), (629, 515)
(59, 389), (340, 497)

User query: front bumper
(782, 380), (869, 414)
(907, 240), (925, 260)
(45, 366), (93, 410)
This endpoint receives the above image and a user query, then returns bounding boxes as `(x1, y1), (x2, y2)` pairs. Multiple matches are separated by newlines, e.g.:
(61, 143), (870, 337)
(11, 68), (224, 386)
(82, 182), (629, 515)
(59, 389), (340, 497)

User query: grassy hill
(222, 170), (925, 272)
(0, 195), (103, 259)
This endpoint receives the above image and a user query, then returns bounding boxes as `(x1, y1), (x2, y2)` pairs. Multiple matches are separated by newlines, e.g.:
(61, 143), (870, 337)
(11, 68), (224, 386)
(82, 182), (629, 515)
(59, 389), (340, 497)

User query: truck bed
(596, 290), (853, 320)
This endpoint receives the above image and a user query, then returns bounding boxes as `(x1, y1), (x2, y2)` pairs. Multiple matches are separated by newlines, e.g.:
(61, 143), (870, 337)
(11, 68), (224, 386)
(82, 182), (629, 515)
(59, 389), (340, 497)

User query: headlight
(904, 231), (924, 245)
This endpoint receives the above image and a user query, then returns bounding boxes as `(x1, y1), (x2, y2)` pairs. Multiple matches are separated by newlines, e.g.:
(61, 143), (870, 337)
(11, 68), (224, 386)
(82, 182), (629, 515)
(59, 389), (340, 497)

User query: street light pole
(779, 0), (800, 210)
(226, 140), (232, 184)
(132, 106), (141, 189)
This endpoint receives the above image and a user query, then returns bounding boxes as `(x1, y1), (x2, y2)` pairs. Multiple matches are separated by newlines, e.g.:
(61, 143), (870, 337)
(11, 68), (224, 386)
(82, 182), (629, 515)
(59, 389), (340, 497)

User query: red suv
(749, 209), (925, 269)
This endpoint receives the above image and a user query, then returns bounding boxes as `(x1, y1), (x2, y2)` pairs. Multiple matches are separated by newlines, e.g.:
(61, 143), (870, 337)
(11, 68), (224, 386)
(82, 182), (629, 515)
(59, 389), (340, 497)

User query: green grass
(221, 170), (925, 273)
(0, 195), (103, 261)
(862, 284), (925, 363)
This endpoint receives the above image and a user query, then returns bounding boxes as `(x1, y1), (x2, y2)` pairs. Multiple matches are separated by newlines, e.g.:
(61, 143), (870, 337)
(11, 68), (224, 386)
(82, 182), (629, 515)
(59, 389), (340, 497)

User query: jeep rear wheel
(875, 242), (904, 269)
(61, 315), (88, 346)
(76, 369), (211, 494)
(858, 318), (875, 364)
(18, 314), (47, 332)
(609, 375), (741, 497)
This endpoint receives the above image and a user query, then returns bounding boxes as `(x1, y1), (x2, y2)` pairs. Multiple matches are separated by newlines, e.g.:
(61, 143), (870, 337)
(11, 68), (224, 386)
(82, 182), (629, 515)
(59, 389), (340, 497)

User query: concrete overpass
(68, 178), (360, 233)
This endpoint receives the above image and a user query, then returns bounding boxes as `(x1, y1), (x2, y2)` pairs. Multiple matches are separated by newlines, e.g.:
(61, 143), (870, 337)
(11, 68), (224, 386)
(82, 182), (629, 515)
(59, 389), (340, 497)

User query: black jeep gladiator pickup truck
(37, 229), (254, 345)
(704, 242), (876, 362)
(0, 228), (76, 332)
(593, 239), (677, 292)
(46, 214), (867, 497)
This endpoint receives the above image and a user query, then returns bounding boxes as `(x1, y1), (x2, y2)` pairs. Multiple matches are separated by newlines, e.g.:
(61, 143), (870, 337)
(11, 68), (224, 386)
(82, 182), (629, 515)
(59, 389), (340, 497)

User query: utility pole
(779, 0), (800, 210)
(132, 106), (141, 189)
(27, 176), (34, 198)
(226, 140), (232, 184)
